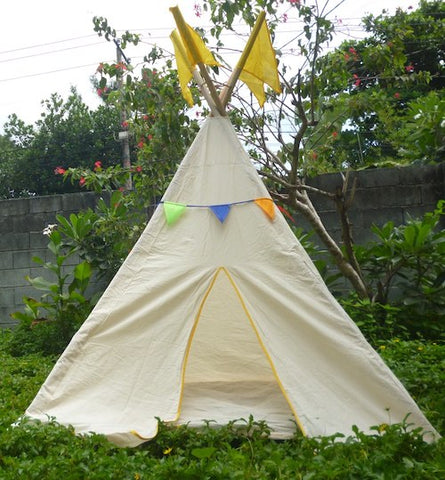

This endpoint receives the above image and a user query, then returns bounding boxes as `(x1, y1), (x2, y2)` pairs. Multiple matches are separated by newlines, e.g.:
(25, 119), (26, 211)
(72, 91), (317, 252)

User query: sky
(0, 0), (419, 131)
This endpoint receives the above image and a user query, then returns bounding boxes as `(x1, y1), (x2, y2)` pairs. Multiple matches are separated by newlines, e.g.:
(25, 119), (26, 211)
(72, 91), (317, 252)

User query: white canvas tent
(25, 116), (438, 447)
(25, 9), (438, 447)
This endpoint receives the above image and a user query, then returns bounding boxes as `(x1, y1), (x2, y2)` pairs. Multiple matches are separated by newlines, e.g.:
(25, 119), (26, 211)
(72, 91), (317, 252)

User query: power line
(0, 42), (105, 64)
(0, 62), (107, 83)
(0, 35), (97, 55)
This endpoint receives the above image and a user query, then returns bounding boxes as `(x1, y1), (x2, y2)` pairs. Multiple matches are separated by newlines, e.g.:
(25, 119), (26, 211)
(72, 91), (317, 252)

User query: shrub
(352, 200), (445, 340)
(8, 227), (95, 356)
(1, 334), (444, 478)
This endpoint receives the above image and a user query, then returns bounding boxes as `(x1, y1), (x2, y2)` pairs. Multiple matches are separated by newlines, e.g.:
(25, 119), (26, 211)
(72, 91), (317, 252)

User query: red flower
(94, 161), (102, 171)
(147, 134), (153, 141)
(332, 131), (338, 139)
(54, 166), (66, 175)
(137, 141), (145, 149)
(344, 53), (350, 61)
(147, 81), (152, 88)
(121, 121), (128, 128)
(135, 165), (143, 173)
(349, 47), (357, 55)
(394, 92), (400, 99)
(97, 87), (108, 97)
(79, 177), (86, 186)
(353, 73), (361, 87)
(405, 64), (414, 73)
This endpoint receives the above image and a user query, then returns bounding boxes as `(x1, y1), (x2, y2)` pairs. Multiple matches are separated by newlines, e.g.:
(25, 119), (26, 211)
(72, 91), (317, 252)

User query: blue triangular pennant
(209, 204), (231, 223)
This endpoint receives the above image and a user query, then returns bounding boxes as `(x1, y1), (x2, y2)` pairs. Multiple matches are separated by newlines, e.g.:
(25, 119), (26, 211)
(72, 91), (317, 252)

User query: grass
(1, 331), (444, 479)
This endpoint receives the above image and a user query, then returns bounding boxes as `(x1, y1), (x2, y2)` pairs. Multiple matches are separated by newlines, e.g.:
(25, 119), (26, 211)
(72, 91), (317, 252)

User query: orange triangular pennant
(254, 198), (275, 220)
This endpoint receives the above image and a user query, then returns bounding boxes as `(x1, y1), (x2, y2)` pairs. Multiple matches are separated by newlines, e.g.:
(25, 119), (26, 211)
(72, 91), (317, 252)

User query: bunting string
(160, 197), (277, 225)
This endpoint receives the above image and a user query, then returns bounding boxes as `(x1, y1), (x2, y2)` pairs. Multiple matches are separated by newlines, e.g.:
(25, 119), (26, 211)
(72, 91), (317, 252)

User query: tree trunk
(289, 189), (370, 299)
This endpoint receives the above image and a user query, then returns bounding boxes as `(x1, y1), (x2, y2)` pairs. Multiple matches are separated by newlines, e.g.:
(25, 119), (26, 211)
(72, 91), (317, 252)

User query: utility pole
(115, 39), (132, 190)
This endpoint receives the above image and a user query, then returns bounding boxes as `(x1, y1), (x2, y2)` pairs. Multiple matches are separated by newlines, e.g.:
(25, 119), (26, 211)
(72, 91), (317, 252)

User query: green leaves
(353, 201), (445, 338)
(1, 332), (444, 479)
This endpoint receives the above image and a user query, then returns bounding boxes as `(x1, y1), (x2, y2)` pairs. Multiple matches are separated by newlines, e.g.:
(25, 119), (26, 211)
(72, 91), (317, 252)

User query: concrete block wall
(298, 163), (445, 245)
(1, 164), (444, 328)
(0, 192), (98, 328)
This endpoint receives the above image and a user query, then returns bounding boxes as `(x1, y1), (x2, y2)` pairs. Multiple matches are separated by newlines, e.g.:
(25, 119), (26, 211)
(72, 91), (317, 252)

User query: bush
(8, 227), (95, 356)
(352, 200), (445, 340)
(1, 333), (444, 478)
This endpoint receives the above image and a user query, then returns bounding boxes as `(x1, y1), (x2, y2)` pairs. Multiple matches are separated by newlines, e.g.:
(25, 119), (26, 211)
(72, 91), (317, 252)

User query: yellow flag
(239, 17), (281, 107)
(170, 25), (219, 106)
(170, 30), (194, 106)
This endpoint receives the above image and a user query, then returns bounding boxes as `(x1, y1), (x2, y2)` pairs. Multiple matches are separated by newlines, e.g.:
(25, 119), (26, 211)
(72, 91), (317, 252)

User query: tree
(92, 17), (202, 201)
(195, 0), (445, 299)
(317, 0), (445, 166)
(2, 88), (122, 196)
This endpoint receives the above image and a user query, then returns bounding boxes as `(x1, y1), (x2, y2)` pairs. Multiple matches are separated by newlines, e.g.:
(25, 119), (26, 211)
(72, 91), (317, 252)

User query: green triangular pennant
(163, 201), (187, 225)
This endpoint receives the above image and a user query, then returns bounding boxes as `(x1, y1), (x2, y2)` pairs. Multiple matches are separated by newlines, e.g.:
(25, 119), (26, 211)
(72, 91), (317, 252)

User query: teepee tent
(25, 11), (438, 448)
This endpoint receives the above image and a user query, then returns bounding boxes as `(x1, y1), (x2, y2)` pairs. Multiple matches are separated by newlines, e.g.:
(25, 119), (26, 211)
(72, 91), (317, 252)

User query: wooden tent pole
(170, 6), (226, 116)
(219, 11), (266, 108)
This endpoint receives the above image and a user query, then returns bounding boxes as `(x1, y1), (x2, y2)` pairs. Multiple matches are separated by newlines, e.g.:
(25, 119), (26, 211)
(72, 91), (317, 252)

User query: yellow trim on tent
(175, 266), (307, 437)
(175, 268), (221, 420)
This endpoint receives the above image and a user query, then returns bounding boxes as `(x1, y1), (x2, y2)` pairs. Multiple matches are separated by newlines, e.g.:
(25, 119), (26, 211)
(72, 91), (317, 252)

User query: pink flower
(349, 47), (357, 55)
(79, 177), (86, 186)
(353, 73), (361, 87)
(405, 64), (414, 73)
(134, 165), (143, 173)
(394, 92), (400, 99)
(147, 134), (153, 141)
(121, 121), (128, 128)
(282, 13), (288, 23)
(344, 53), (350, 61)
(289, 0), (300, 4)
(137, 141), (145, 149)
(54, 166), (66, 175)
(193, 3), (202, 17)
(332, 131), (338, 139)
(94, 161), (102, 171)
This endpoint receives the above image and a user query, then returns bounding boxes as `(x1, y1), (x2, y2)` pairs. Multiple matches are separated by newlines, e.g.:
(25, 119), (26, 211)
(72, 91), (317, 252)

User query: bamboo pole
(170, 6), (226, 116)
(219, 11), (266, 108)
